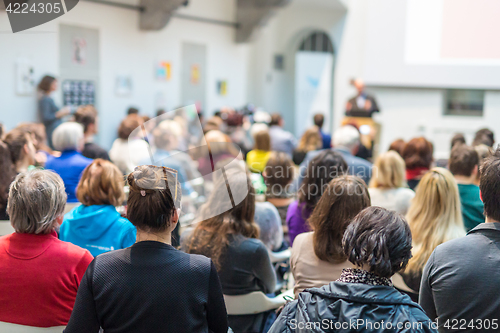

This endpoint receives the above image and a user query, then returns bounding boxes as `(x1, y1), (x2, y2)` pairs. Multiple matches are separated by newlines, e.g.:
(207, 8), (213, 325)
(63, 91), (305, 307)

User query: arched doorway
(294, 31), (334, 137)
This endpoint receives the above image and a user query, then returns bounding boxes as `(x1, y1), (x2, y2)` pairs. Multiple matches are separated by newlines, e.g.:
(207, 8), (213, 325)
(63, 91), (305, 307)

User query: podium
(341, 117), (381, 160)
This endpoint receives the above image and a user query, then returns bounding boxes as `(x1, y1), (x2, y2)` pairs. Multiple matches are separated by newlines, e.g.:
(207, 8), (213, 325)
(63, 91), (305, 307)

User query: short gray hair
(332, 125), (360, 151)
(7, 169), (67, 234)
(52, 122), (84, 151)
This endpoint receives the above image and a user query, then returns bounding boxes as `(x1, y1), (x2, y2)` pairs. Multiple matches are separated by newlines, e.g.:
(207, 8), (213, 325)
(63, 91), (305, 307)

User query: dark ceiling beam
(235, 0), (291, 43)
(139, 0), (186, 30)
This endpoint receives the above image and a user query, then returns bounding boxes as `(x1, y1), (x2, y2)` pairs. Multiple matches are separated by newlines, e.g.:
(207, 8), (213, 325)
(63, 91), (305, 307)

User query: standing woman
(38, 75), (70, 148)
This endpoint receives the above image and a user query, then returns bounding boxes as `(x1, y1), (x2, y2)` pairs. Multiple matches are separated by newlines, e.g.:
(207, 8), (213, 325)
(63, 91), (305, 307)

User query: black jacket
(269, 282), (437, 333)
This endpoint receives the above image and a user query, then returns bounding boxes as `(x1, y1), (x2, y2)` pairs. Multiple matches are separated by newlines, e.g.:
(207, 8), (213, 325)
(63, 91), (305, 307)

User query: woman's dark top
(400, 271), (421, 303)
(38, 95), (62, 148)
(182, 233), (276, 333)
(64, 241), (228, 333)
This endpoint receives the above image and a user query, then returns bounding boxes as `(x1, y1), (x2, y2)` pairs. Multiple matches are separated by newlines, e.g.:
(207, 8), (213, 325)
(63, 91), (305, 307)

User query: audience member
(402, 137), (433, 190)
(270, 207), (435, 333)
(183, 168), (275, 333)
(299, 125), (372, 187)
(0, 170), (93, 327)
(64, 165), (228, 333)
(313, 113), (331, 149)
(37, 75), (70, 148)
(287, 150), (347, 244)
(472, 127), (495, 147)
(400, 168), (465, 301)
(198, 130), (238, 180)
(369, 151), (415, 215)
(60, 159), (136, 256)
(264, 152), (295, 238)
(16, 122), (54, 166)
(291, 176), (370, 298)
(448, 144), (484, 231)
(3, 128), (37, 174)
(0, 141), (16, 220)
(126, 107), (139, 115)
(109, 115), (150, 175)
(268, 113), (296, 156)
(74, 105), (110, 160)
(254, 201), (284, 252)
(246, 128), (272, 173)
(45, 122), (92, 203)
(474, 144), (492, 181)
(388, 138), (405, 156)
(450, 133), (466, 148)
(292, 126), (322, 165)
(420, 148), (500, 330)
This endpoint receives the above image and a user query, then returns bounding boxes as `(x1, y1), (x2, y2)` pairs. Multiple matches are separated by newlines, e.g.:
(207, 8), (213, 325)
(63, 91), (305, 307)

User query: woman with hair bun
(64, 165), (228, 333)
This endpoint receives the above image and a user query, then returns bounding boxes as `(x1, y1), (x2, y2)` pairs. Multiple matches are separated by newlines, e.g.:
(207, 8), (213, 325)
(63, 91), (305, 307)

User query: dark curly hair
(342, 206), (412, 278)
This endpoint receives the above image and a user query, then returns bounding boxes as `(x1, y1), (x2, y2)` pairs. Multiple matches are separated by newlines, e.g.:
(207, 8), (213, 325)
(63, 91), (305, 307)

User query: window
(445, 89), (484, 116)
(299, 32), (334, 53)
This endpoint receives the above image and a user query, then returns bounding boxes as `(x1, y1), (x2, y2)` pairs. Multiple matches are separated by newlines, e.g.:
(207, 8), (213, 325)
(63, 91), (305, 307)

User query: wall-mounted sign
(62, 80), (95, 107)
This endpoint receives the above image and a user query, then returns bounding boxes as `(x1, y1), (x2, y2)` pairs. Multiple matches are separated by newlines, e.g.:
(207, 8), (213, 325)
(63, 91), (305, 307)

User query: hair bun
(128, 166), (158, 192)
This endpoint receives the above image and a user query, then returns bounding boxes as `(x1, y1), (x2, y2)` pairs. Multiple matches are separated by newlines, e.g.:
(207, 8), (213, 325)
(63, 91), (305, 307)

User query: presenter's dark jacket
(269, 279), (436, 332)
(346, 94), (379, 118)
(420, 223), (500, 332)
(64, 241), (228, 333)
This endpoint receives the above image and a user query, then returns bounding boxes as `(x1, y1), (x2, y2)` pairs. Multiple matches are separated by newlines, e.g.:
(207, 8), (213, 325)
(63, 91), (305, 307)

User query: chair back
(0, 220), (14, 237)
(0, 322), (65, 333)
(223, 290), (292, 315)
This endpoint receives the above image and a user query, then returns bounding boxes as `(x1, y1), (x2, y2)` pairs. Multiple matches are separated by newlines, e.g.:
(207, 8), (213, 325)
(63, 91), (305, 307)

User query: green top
(458, 183), (485, 232)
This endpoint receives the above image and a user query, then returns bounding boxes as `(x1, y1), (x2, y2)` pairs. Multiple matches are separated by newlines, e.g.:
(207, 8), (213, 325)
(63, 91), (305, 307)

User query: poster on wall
(115, 76), (133, 96)
(217, 80), (228, 96)
(62, 80), (95, 107)
(190, 64), (200, 85)
(15, 59), (35, 95)
(156, 61), (172, 81)
(73, 37), (87, 65)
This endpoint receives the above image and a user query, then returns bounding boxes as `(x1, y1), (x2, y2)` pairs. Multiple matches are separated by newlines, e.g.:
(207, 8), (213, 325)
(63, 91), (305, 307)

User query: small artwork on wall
(156, 61), (172, 81)
(115, 76), (133, 97)
(190, 64), (200, 85)
(15, 59), (35, 95)
(62, 80), (95, 107)
(217, 80), (227, 96)
(73, 37), (87, 65)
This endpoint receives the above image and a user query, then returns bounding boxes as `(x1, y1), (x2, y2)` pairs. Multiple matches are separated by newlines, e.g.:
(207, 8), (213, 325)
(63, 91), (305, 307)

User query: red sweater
(0, 231), (93, 327)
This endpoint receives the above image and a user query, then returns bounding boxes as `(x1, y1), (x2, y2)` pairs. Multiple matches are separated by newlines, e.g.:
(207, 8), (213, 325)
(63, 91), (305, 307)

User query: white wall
(0, 0), (249, 149)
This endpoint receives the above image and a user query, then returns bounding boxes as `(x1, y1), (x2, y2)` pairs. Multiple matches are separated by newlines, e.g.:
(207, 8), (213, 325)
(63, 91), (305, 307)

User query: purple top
(286, 200), (313, 245)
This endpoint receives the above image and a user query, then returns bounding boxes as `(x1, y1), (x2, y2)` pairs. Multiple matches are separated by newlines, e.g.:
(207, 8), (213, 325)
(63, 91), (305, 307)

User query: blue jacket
(45, 150), (92, 203)
(60, 205), (137, 256)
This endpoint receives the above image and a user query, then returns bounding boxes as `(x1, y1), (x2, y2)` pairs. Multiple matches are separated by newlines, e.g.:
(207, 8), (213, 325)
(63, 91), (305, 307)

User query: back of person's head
(127, 165), (181, 233)
(309, 175), (371, 263)
(448, 144), (479, 177)
(369, 150), (407, 189)
(297, 126), (322, 153)
(475, 144), (492, 167)
(3, 128), (34, 164)
(253, 129), (271, 151)
(332, 125), (360, 151)
(450, 133), (466, 150)
(74, 105), (98, 134)
(15, 123), (49, 152)
(127, 107), (139, 115)
(343, 207), (412, 278)
(254, 201), (283, 251)
(388, 138), (405, 157)
(7, 170), (67, 234)
(405, 167), (465, 273)
(204, 130), (234, 156)
(313, 114), (324, 128)
(37, 75), (56, 94)
(402, 137), (433, 170)
(480, 148), (500, 222)
(263, 152), (294, 193)
(298, 150), (348, 208)
(0, 141), (16, 215)
(474, 128), (494, 147)
(270, 113), (282, 127)
(118, 114), (143, 140)
(52, 122), (84, 152)
(77, 159), (125, 207)
(153, 120), (181, 150)
(188, 167), (258, 269)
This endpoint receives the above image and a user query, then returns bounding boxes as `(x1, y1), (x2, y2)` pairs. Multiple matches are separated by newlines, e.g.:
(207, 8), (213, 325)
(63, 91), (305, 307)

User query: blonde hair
(369, 151), (407, 189)
(405, 167), (465, 274)
(297, 126), (322, 152)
